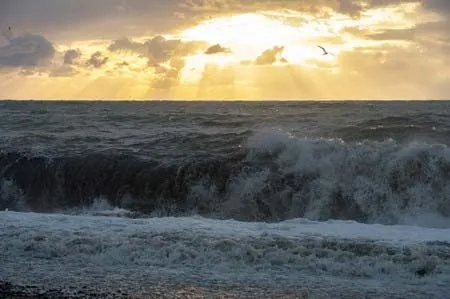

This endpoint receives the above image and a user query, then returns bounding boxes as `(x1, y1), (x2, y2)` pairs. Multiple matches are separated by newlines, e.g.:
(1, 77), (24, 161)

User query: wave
(333, 115), (450, 144)
(2, 211), (450, 298)
(1, 132), (450, 227)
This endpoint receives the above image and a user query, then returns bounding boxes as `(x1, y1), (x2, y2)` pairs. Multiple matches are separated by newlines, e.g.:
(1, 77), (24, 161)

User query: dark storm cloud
(0, 33), (55, 68)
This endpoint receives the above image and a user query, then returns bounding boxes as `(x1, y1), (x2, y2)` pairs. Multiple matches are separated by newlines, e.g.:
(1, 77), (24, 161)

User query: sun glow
(179, 3), (425, 66)
(183, 14), (295, 46)
(180, 53), (236, 83)
(180, 13), (345, 71)
(2, 1), (440, 100)
(182, 14), (304, 60)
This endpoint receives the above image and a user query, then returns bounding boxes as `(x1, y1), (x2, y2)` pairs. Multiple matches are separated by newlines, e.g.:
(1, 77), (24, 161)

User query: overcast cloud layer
(4, 0), (449, 39)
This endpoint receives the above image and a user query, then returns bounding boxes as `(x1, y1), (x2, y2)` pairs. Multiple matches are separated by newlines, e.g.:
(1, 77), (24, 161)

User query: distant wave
(1, 132), (450, 227)
(333, 114), (450, 144)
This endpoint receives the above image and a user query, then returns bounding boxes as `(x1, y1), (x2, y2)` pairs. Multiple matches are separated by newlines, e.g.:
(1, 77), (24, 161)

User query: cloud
(255, 46), (285, 65)
(180, 0), (419, 17)
(0, 0), (183, 40)
(109, 36), (206, 64)
(239, 46), (287, 65)
(146, 36), (186, 64)
(422, 0), (450, 14)
(49, 48), (83, 77)
(2, 0), (450, 99)
(174, 12), (186, 19)
(86, 51), (108, 68)
(146, 36), (206, 65)
(0, 0), (436, 46)
(204, 44), (231, 54)
(344, 16), (450, 49)
(344, 27), (416, 42)
(0, 0), (424, 43)
(108, 35), (210, 89)
(63, 49), (82, 65)
(0, 33), (55, 68)
(108, 37), (145, 54)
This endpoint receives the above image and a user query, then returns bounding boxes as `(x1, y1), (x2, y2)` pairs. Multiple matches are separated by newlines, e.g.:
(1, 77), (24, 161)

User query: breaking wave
(1, 131), (450, 227)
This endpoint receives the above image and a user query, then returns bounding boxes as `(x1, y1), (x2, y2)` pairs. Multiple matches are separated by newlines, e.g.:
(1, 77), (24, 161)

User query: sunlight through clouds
(0, 0), (449, 100)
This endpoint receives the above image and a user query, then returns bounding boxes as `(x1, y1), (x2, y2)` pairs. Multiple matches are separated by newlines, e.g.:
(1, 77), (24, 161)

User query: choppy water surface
(1, 100), (450, 298)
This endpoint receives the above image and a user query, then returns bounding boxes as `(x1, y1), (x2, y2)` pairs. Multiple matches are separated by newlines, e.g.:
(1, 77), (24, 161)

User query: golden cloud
(1, 0), (450, 99)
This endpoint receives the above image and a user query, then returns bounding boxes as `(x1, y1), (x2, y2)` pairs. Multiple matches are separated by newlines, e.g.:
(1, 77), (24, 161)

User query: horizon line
(0, 98), (444, 102)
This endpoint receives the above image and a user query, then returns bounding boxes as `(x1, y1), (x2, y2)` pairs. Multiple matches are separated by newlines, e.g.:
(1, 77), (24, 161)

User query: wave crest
(1, 132), (450, 227)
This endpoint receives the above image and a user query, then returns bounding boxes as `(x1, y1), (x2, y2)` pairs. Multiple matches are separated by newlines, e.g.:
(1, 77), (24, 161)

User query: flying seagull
(317, 45), (334, 56)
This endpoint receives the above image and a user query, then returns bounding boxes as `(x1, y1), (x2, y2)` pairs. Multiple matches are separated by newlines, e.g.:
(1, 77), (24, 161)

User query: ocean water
(1, 100), (450, 298)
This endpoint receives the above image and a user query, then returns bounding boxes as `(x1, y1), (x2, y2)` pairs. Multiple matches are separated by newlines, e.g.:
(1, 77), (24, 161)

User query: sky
(0, 0), (449, 100)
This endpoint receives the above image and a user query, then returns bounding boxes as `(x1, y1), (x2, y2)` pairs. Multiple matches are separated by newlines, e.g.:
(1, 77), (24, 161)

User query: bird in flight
(317, 45), (334, 56)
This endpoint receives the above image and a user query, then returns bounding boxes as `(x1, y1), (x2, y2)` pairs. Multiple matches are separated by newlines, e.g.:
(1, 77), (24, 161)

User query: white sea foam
(1, 211), (449, 298)
(230, 131), (450, 227)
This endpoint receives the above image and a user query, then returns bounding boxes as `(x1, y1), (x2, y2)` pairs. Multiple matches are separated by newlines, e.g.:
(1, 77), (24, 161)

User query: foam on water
(1, 211), (450, 297)
(2, 131), (450, 228)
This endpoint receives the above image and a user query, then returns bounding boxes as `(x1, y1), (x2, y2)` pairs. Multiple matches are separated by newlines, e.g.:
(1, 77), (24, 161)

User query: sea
(1, 100), (450, 298)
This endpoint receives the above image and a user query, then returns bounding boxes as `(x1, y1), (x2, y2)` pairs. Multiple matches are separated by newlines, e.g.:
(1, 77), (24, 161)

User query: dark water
(1, 100), (450, 225)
